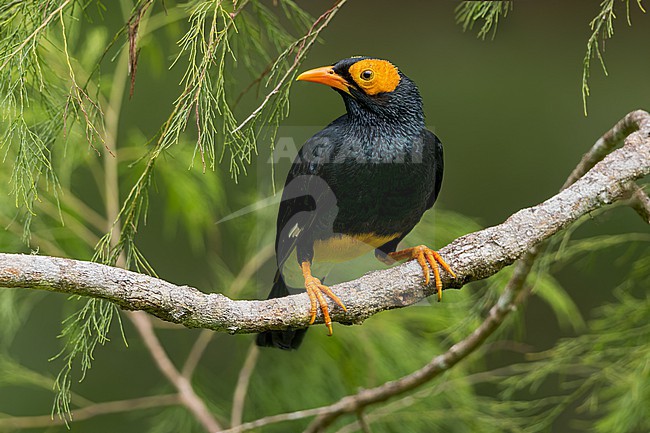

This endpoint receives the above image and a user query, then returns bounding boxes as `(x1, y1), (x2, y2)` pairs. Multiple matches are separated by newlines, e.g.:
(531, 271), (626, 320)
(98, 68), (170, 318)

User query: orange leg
(388, 245), (456, 302)
(301, 261), (347, 336)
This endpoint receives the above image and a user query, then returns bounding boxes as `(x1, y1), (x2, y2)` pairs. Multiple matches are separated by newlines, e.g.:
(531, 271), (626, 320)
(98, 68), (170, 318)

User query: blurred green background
(1, 1), (649, 432)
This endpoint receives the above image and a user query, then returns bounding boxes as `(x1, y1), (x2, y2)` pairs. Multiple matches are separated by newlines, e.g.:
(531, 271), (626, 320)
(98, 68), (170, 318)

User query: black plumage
(256, 57), (447, 350)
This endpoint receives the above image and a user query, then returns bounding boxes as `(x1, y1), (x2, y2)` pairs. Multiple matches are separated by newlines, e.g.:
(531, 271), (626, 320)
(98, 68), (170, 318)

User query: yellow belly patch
(313, 232), (400, 263)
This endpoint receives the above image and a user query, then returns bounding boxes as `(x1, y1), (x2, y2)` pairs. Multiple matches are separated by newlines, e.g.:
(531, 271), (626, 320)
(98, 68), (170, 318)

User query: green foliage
(0, 0), (107, 241)
(51, 298), (121, 422)
(456, 0), (647, 113)
(455, 1), (513, 40)
(495, 286), (650, 433)
(97, 0), (340, 278)
(453, 224), (650, 433)
(582, 0), (646, 114)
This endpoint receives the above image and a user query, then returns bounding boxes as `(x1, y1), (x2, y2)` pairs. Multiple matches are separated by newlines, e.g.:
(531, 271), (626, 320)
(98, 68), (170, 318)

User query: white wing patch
(288, 223), (302, 238)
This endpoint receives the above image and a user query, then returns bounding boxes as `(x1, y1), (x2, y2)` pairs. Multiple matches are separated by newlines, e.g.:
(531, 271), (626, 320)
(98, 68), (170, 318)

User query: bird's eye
(360, 70), (374, 81)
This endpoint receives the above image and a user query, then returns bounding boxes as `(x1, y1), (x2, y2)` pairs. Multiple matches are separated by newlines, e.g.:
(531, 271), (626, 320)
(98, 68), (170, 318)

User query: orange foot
(301, 261), (347, 335)
(388, 245), (456, 302)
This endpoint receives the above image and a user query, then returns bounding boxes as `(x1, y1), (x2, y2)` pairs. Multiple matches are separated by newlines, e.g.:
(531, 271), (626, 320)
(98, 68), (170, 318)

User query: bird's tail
(255, 270), (308, 350)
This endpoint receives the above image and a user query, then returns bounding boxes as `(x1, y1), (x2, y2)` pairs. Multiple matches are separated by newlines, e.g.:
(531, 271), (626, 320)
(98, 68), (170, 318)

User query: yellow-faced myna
(256, 57), (455, 350)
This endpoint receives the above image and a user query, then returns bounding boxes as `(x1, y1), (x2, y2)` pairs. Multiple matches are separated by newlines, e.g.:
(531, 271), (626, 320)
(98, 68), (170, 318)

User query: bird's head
(297, 57), (424, 126)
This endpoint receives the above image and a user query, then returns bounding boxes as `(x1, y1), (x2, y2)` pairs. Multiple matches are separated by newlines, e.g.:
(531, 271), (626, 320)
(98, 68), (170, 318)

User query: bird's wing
(424, 129), (444, 210)
(274, 119), (345, 269)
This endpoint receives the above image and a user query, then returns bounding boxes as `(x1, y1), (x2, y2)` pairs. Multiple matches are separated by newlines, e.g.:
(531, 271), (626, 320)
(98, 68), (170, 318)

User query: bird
(256, 56), (455, 350)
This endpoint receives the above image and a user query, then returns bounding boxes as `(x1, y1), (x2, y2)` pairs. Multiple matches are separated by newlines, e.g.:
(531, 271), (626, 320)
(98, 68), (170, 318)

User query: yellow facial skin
(348, 59), (401, 96)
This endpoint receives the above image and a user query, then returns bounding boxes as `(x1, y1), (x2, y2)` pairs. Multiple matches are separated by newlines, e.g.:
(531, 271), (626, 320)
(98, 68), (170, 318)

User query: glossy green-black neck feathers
(331, 57), (425, 137)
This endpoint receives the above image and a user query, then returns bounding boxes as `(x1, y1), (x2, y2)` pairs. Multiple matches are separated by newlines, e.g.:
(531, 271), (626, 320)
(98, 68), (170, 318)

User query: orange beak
(296, 66), (351, 94)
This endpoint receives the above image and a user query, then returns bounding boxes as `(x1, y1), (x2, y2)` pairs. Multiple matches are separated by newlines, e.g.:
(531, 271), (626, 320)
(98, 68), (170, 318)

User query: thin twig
(0, 394), (179, 429)
(233, 61), (274, 109)
(333, 366), (523, 433)
(59, 10), (107, 152)
(302, 247), (539, 433)
(232, 0), (348, 133)
(563, 109), (650, 188)
(182, 329), (215, 379)
(221, 406), (332, 433)
(103, 36), (130, 249)
(356, 410), (372, 433)
(129, 311), (223, 432)
(217, 250), (538, 433)
(181, 242), (273, 379)
(0, 0), (73, 72)
(230, 343), (260, 427)
(127, 0), (155, 98)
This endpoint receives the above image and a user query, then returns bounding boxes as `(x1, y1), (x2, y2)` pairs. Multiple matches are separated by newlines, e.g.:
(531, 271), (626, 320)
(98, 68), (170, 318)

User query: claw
(388, 245), (456, 302)
(301, 261), (347, 335)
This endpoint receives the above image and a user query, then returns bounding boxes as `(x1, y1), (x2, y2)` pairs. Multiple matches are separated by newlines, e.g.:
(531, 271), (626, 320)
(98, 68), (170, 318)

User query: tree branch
(221, 247), (538, 433)
(227, 109), (650, 432)
(305, 265), (532, 432)
(0, 394), (179, 429)
(562, 109), (650, 188)
(562, 109), (650, 223)
(0, 111), (649, 335)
